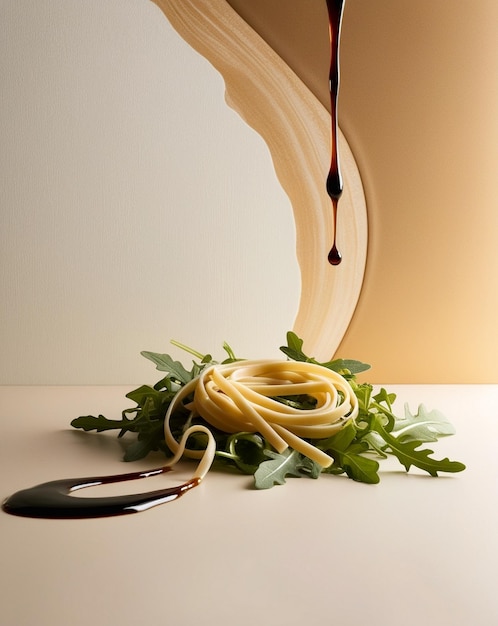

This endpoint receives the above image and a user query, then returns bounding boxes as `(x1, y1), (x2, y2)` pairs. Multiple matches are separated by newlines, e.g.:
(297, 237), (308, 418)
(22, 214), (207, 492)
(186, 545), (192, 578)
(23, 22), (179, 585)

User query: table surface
(1, 384), (497, 626)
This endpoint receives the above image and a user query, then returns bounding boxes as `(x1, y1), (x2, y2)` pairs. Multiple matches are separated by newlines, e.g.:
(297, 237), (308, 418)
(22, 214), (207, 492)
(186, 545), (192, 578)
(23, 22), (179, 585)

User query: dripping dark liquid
(2, 466), (200, 519)
(328, 198), (342, 265)
(326, 0), (345, 265)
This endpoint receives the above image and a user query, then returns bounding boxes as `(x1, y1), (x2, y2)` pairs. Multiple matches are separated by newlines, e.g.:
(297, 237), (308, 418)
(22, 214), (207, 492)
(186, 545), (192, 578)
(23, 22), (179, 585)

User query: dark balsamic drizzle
(326, 0), (345, 265)
(2, 466), (200, 519)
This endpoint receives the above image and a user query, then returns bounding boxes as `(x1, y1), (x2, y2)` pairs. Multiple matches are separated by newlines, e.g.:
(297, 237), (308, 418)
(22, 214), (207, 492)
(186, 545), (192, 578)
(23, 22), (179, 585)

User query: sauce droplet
(327, 197), (342, 265)
(326, 0), (345, 265)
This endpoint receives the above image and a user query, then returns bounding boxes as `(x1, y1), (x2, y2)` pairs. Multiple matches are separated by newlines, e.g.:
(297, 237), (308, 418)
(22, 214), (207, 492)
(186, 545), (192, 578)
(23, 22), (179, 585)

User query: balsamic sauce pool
(2, 466), (200, 519)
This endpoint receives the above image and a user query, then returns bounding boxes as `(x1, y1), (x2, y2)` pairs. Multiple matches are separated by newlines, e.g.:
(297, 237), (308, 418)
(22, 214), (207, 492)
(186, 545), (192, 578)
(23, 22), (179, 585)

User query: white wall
(0, 0), (300, 384)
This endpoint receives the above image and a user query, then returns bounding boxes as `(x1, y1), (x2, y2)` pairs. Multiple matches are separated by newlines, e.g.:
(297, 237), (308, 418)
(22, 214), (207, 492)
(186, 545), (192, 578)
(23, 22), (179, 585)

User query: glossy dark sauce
(2, 466), (200, 519)
(327, 197), (342, 265)
(326, 0), (345, 265)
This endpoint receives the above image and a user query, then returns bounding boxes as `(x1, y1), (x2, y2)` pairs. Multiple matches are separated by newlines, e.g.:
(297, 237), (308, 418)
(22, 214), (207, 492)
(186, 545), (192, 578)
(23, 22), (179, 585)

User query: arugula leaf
(123, 428), (164, 462)
(324, 358), (371, 375)
(373, 387), (396, 412)
(369, 414), (465, 476)
(279, 331), (310, 362)
(393, 403), (457, 443)
(140, 351), (193, 385)
(217, 432), (269, 474)
(221, 341), (240, 364)
(279, 331), (370, 376)
(125, 384), (172, 411)
(254, 449), (310, 489)
(339, 443), (380, 483)
(297, 455), (323, 479)
(318, 421), (380, 484)
(70, 414), (135, 433)
(362, 401), (459, 454)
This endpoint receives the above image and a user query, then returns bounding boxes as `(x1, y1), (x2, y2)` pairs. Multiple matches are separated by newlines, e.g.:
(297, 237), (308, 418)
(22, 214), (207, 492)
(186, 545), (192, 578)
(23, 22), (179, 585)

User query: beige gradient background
(228, 0), (498, 383)
(0, 0), (301, 384)
(1, 0), (497, 383)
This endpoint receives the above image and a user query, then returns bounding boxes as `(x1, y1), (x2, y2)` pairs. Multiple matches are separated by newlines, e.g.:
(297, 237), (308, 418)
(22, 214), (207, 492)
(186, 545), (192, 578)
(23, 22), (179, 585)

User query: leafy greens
(71, 332), (465, 488)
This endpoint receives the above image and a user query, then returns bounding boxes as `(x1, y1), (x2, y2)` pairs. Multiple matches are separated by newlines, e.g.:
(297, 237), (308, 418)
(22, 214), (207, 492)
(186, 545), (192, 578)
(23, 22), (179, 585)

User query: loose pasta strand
(165, 425), (216, 480)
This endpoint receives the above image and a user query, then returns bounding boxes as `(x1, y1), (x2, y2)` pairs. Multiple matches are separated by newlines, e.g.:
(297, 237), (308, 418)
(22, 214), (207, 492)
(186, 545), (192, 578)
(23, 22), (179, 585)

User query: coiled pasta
(164, 359), (358, 477)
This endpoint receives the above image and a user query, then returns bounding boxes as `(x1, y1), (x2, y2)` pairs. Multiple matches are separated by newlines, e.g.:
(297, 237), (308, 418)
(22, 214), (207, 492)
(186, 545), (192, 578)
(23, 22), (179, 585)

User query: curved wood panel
(151, 0), (368, 360)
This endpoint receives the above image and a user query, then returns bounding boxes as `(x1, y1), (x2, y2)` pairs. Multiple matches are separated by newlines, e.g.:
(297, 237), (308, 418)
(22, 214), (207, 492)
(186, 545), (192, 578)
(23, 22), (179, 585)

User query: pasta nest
(164, 359), (359, 472)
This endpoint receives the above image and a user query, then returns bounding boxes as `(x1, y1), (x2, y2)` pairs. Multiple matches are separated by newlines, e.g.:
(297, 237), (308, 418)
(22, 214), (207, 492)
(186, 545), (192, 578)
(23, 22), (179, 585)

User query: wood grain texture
(151, 0), (367, 360)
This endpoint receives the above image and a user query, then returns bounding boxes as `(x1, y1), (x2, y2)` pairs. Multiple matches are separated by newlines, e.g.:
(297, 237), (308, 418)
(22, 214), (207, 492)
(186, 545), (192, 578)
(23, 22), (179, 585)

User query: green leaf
(280, 332), (370, 376)
(273, 394), (317, 410)
(279, 331), (310, 362)
(123, 430), (163, 462)
(126, 384), (170, 411)
(339, 442), (380, 483)
(221, 341), (240, 363)
(319, 419), (357, 452)
(321, 358), (371, 375)
(297, 455), (323, 479)
(254, 449), (308, 489)
(370, 415), (465, 476)
(70, 414), (134, 433)
(318, 422), (380, 483)
(140, 351), (193, 384)
(373, 388), (396, 411)
(223, 432), (268, 474)
(393, 403), (457, 443)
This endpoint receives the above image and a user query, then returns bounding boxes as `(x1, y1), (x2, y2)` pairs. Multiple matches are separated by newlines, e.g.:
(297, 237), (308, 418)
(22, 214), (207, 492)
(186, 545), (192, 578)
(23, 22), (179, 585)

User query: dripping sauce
(326, 0), (345, 265)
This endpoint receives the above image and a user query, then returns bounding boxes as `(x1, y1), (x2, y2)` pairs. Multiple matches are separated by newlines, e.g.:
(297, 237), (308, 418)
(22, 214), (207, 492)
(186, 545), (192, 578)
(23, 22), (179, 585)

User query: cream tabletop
(1, 384), (497, 626)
